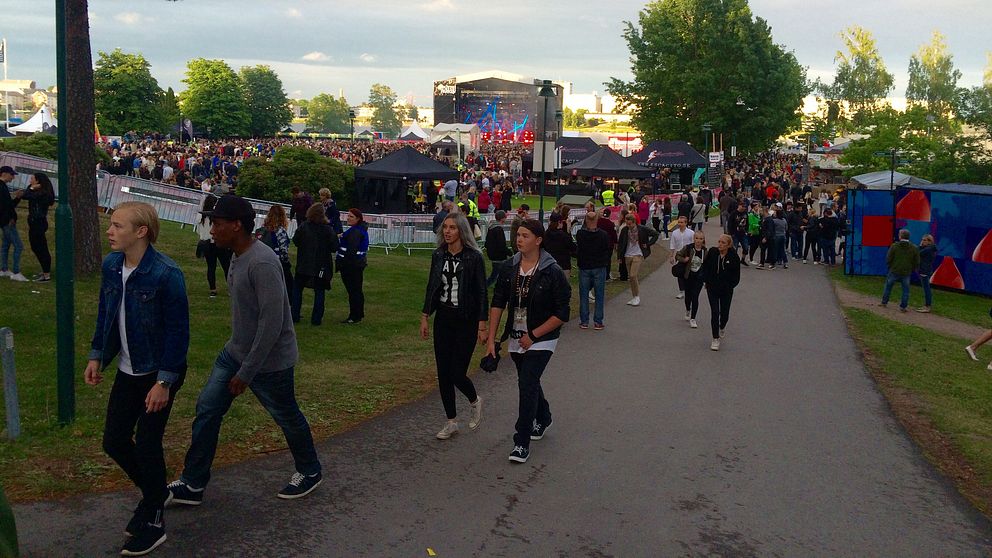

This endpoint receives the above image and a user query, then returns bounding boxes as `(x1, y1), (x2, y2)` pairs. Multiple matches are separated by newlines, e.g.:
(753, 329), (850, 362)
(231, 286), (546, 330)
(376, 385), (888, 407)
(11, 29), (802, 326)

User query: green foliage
(906, 31), (962, 121)
(180, 59), (249, 138)
(607, 0), (808, 152)
(306, 93), (351, 133)
(159, 87), (181, 134)
(407, 105), (419, 120)
(368, 83), (402, 138)
(0, 133), (111, 167)
(830, 26), (895, 122)
(238, 65), (292, 137)
(236, 146), (354, 205)
(93, 49), (165, 135)
(958, 85), (992, 141)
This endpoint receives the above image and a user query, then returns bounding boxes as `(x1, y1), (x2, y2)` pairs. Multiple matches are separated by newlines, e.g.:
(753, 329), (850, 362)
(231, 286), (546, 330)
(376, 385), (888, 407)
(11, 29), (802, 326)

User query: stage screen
(434, 77), (562, 142)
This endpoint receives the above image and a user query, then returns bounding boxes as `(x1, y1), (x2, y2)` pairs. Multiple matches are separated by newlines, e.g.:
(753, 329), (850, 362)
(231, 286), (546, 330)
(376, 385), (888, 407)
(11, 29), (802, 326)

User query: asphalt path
(14, 220), (992, 556)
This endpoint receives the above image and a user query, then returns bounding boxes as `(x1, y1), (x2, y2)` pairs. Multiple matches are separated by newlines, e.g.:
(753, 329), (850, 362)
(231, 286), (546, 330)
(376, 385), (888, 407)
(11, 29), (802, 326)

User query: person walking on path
(802, 208), (821, 264)
(689, 195), (707, 231)
(487, 219), (570, 464)
(769, 207), (789, 269)
(543, 213), (576, 278)
(167, 194), (323, 509)
(703, 234), (741, 351)
(12, 172), (55, 282)
(0, 165), (26, 281)
(675, 230), (707, 329)
(728, 201), (750, 267)
(746, 202), (763, 267)
(337, 209), (370, 324)
(485, 210), (511, 287)
(85, 202), (189, 556)
(880, 229), (920, 313)
(575, 211), (610, 330)
(669, 216), (694, 299)
(617, 213), (659, 307)
(421, 212), (488, 440)
(817, 208), (840, 267)
(290, 203), (339, 326)
(197, 195), (232, 298)
(916, 234), (937, 313)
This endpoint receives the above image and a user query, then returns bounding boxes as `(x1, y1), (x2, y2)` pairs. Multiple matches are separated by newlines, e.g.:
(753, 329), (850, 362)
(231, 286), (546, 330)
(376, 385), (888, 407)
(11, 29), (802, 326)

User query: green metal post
(55, 0), (75, 424)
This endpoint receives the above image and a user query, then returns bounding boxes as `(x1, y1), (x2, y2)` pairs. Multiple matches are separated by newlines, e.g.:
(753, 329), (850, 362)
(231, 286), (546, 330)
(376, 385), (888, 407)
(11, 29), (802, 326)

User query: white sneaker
(436, 421), (459, 440)
(802, 259), (807, 264)
(9, 273), (28, 282)
(966, 346), (979, 361)
(675, 291), (684, 299)
(684, 311), (690, 321)
(630, 296), (640, 306)
(0, 270), (9, 278)
(710, 339), (720, 351)
(689, 319), (698, 329)
(588, 293), (595, 302)
(469, 397), (482, 430)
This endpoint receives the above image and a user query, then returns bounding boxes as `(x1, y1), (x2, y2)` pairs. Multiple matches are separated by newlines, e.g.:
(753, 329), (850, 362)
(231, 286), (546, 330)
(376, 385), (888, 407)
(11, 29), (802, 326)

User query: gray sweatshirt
(226, 240), (298, 382)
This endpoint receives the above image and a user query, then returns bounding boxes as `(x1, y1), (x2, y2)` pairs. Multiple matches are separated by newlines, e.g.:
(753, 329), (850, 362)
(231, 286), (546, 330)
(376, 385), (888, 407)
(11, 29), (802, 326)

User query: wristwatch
(156, 380), (171, 389)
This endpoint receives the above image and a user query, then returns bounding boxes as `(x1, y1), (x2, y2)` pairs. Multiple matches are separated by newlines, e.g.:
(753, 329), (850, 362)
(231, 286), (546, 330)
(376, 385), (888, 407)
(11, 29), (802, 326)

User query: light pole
(537, 80), (556, 222)
(349, 109), (355, 141)
(554, 109), (563, 202)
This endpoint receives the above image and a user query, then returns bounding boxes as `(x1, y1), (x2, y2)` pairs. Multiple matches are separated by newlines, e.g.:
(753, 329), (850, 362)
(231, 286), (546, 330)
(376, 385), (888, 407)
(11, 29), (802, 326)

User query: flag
(0, 40), (5, 64)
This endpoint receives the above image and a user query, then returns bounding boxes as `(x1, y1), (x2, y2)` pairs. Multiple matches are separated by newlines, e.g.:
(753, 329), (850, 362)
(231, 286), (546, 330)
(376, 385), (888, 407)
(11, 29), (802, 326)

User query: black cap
(0, 166), (17, 175)
(201, 194), (255, 227)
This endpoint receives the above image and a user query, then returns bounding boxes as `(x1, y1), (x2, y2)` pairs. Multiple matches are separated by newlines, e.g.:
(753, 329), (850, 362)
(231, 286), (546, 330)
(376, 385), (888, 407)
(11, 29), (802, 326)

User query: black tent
(555, 136), (601, 166)
(354, 146), (458, 213)
(628, 141), (706, 169)
(562, 146), (653, 178)
(0, 128), (13, 138)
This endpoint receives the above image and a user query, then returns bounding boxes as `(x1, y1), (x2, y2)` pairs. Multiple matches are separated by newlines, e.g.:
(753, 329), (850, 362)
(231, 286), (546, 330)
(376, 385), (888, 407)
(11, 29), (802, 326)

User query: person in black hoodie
(487, 219), (570, 464)
(543, 213), (577, 278)
(485, 210), (511, 287)
(703, 234), (741, 351)
(421, 212), (488, 440)
(291, 203), (339, 326)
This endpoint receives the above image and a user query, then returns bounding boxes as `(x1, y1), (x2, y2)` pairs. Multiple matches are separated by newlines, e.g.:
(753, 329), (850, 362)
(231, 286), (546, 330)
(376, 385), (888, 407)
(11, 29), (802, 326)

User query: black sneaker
(121, 510), (166, 556)
(530, 419), (553, 441)
(508, 445), (529, 463)
(165, 479), (203, 506)
(277, 471), (322, 499)
(124, 501), (147, 537)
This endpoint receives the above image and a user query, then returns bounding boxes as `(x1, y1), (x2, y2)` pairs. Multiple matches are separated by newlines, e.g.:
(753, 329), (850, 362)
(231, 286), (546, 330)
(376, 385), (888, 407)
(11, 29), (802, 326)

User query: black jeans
(804, 235), (821, 261)
(747, 234), (762, 262)
(433, 306), (478, 419)
(684, 272), (703, 318)
(339, 264), (365, 320)
(103, 369), (185, 512)
(27, 218), (51, 274)
(204, 242), (231, 291)
(511, 350), (553, 448)
(618, 256), (628, 281)
(706, 287), (734, 338)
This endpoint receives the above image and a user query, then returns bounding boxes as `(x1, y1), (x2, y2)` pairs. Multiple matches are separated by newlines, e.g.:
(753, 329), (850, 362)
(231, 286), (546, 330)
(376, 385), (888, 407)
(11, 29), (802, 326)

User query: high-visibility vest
(602, 189), (615, 206)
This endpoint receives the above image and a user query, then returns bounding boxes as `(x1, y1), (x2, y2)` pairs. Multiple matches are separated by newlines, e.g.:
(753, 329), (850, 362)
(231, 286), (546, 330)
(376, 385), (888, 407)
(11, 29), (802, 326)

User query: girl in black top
(12, 173), (55, 281)
(703, 234), (742, 351)
(676, 230), (707, 329)
(421, 212), (488, 440)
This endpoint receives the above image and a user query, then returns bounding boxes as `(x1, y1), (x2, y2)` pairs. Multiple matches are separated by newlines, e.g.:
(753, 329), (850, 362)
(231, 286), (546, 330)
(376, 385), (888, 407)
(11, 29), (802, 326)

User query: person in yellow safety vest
(602, 187), (615, 206)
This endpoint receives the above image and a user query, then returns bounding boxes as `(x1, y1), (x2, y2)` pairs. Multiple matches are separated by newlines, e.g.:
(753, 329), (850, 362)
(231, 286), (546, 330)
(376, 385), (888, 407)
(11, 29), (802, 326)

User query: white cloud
(419, 0), (454, 12)
(113, 12), (153, 26)
(359, 53), (378, 63)
(302, 51), (330, 62)
(286, 8), (302, 18)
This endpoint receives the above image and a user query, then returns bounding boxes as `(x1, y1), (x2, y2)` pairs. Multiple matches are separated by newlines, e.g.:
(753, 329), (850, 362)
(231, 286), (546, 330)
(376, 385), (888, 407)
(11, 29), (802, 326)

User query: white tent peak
(399, 121), (429, 140)
(9, 103), (57, 134)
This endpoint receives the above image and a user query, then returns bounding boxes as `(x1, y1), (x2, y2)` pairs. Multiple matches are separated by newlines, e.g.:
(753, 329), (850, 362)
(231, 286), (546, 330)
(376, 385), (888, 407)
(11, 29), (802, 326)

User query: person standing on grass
(257, 205), (293, 298)
(421, 212), (488, 440)
(880, 229), (920, 313)
(488, 218), (570, 464)
(0, 165), (26, 282)
(485, 210), (511, 287)
(167, 194), (322, 510)
(337, 208), (370, 324)
(85, 201), (189, 556)
(197, 195), (232, 298)
(617, 213), (659, 307)
(576, 211), (610, 330)
(669, 216), (694, 299)
(702, 234), (741, 352)
(916, 234), (937, 313)
(291, 203), (339, 326)
(11, 172), (55, 282)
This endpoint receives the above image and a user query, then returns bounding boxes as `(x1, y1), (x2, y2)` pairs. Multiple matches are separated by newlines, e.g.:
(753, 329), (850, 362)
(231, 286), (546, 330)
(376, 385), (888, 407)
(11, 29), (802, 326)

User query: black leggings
(804, 235), (821, 261)
(204, 242), (232, 291)
(339, 264), (366, 320)
(433, 307), (478, 420)
(28, 219), (51, 273)
(684, 272), (703, 318)
(706, 287), (733, 338)
(747, 234), (762, 262)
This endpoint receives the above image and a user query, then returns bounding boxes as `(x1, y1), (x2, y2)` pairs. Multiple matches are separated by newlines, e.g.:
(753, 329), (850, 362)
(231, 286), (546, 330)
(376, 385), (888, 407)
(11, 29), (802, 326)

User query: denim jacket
(88, 245), (190, 384)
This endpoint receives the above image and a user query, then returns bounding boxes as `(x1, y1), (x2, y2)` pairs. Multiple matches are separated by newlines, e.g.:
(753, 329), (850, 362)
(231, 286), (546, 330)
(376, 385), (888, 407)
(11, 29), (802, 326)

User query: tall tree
(830, 26), (894, 123)
(407, 105), (419, 121)
(159, 87), (181, 135)
(985, 52), (992, 87)
(606, 0), (807, 151)
(66, 0), (100, 273)
(238, 65), (292, 137)
(93, 49), (165, 135)
(180, 59), (249, 138)
(906, 31), (962, 121)
(368, 83), (402, 138)
(306, 94), (351, 133)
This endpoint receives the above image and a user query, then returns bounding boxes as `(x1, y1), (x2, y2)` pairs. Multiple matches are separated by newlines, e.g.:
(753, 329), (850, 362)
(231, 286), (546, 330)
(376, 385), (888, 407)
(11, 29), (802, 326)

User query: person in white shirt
(669, 216), (695, 299)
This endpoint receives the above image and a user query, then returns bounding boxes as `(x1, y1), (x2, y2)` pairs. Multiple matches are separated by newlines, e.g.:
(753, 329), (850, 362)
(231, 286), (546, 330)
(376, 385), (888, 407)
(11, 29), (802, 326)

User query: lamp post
(537, 80), (557, 222)
(554, 109), (563, 202)
(349, 109), (355, 141)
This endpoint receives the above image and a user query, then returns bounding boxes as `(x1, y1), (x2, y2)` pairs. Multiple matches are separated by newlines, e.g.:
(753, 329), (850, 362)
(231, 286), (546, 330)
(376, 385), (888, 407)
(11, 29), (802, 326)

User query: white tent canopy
(849, 170), (932, 190)
(429, 123), (480, 152)
(399, 121), (429, 140)
(9, 103), (57, 134)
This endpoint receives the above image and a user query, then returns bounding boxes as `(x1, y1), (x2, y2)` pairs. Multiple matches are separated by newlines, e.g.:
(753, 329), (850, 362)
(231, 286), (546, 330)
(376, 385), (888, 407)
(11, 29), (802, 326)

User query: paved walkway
(15, 221), (992, 556)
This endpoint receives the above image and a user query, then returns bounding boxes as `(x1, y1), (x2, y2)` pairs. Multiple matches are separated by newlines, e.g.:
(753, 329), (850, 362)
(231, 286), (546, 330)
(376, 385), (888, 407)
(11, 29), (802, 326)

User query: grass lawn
(843, 308), (992, 514)
(0, 207), (665, 501)
(831, 266), (991, 329)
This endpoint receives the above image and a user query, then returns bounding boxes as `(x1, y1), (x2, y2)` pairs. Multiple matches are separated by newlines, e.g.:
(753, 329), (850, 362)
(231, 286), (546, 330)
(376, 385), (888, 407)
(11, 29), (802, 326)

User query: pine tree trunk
(65, 0), (100, 274)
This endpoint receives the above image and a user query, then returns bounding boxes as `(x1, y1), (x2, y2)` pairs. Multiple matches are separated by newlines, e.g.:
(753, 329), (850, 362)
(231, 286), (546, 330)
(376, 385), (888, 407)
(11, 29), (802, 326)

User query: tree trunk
(65, 0), (101, 274)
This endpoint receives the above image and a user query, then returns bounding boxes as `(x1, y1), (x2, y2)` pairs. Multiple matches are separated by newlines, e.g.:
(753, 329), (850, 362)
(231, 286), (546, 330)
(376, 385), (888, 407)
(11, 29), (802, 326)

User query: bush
(236, 146), (353, 206)
(0, 133), (112, 168)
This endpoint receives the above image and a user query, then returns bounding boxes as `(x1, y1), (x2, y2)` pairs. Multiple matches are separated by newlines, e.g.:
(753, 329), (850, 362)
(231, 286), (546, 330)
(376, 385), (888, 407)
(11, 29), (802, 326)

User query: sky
(7, 0), (992, 105)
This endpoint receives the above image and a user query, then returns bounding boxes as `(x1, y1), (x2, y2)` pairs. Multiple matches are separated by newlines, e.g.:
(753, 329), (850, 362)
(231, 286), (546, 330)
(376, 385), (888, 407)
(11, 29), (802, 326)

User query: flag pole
(4, 38), (9, 132)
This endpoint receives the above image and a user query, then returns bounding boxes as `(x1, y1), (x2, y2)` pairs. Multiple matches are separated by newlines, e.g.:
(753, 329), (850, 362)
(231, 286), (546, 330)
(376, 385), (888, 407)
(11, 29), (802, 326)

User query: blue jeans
(773, 237), (788, 265)
(882, 272), (911, 309)
(181, 349), (320, 488)
(789, 232), (803, 258)
(1, 223), (23, 274)
(920, 274), (932, 307)
(578, 267), (607, 325)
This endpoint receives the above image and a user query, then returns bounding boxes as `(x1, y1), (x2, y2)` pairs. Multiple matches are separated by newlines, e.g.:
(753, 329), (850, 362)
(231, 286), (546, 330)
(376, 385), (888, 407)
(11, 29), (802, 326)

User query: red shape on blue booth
(861, 216), (894, 247)
(895, 190), (930, 221)
(972, 230), (992, 264)
(931, 257), (965, 290)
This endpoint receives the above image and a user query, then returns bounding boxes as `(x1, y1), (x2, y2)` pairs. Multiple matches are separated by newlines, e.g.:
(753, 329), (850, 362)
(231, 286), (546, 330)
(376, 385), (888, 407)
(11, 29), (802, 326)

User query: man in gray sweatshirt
(168, 195), (322, 506)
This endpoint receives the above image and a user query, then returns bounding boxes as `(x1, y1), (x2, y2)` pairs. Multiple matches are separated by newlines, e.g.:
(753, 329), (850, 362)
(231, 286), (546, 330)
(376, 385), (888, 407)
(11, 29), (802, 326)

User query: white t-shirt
(624, 229), (643, 257)
(508, 265), (557, 354)
(670, 227), (695, 253)
(118, 264), (148, 376)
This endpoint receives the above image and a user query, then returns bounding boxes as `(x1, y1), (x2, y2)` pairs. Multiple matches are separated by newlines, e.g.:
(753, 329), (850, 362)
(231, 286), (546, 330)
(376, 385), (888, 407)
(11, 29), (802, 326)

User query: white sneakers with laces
(711, 339), (720, 351)
(436, 421), (459, 440)
(627, 296), (640, 306)
(469, 397), (483, 430)
(689, 319), (698, 329)
(9, 273), (27, 282)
